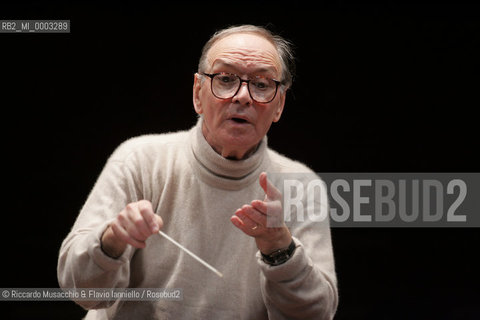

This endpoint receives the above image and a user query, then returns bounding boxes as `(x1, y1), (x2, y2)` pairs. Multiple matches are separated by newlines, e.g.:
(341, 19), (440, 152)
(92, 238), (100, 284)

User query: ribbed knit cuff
(87, 220), (132, 271)
(256, 236), (312, 282)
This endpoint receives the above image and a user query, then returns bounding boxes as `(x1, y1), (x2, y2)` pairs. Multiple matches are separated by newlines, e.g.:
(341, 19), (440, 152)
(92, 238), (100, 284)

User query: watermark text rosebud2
(0, 288), (183, 301)
(266, 173), (480, 227)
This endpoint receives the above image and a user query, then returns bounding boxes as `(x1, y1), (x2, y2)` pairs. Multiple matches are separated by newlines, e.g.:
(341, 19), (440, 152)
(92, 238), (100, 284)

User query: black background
(1, 1), (479, 319)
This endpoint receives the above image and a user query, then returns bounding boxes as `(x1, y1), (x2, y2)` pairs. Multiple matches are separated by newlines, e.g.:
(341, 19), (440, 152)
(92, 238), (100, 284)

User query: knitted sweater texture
(58, 119), (338, 319)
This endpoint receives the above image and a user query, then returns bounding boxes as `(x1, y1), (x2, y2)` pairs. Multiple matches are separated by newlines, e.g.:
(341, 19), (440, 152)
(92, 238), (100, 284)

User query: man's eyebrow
(211, 60), (277, 75)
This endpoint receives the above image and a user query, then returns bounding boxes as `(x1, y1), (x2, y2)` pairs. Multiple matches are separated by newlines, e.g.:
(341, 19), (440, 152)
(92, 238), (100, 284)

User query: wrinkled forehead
(206, 33), (282, 78)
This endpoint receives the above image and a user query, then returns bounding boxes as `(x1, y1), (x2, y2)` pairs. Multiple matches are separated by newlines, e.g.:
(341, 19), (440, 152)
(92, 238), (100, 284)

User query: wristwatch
(261, 239), (297, 266)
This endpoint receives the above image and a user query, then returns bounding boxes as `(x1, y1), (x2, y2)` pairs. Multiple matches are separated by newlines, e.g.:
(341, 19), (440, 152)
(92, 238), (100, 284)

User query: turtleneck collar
(187, 117), (268, 190)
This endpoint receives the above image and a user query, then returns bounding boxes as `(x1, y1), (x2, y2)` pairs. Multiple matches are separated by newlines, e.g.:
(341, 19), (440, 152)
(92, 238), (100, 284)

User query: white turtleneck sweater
(57, 119), (338, 319)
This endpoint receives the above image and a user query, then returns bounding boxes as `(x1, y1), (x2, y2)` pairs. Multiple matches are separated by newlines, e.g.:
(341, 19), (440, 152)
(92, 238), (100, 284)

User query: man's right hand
(101, 200), (163, 258)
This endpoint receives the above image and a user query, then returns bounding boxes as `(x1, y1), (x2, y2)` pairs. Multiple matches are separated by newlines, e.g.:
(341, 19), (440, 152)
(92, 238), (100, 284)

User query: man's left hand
(231, 172), (292, 254)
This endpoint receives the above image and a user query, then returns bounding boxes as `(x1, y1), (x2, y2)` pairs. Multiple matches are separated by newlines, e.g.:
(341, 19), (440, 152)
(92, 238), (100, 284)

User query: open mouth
(230, 117), (248, 124)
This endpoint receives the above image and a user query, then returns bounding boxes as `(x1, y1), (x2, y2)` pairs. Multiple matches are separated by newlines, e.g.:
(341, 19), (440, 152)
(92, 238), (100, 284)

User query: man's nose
(232, 82), (253, 105)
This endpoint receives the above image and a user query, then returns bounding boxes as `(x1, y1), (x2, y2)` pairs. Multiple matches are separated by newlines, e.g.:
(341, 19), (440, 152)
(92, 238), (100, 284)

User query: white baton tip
(158, 231), (223, 278)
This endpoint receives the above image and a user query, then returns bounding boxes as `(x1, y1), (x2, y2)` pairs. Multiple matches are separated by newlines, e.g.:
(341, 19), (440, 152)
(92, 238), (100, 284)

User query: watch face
(271, 250), (288, 259)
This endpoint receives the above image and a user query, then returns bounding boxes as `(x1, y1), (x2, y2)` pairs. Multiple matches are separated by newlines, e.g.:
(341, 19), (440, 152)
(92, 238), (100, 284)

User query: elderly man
(58, 25), (338, 319)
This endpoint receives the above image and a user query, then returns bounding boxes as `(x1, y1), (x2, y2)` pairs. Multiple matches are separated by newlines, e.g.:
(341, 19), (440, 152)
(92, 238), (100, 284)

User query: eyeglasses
(202, 72), (282, 103)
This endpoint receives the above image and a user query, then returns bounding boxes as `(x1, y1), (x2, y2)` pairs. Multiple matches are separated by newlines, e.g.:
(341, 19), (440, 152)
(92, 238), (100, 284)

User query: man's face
(193, 33), (286, 159)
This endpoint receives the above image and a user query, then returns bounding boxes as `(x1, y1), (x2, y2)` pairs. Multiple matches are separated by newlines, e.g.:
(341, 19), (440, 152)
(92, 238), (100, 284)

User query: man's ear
(272, 87), (287, 123)
(193, 73), (203, 115)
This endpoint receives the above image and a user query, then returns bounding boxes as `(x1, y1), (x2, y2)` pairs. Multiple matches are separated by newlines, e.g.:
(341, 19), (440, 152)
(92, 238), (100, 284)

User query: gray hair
(198, 25), (295, 88)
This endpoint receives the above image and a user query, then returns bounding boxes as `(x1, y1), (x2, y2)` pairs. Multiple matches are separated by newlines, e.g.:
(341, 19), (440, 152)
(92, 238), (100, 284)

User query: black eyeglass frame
(202, 72), (282, 104)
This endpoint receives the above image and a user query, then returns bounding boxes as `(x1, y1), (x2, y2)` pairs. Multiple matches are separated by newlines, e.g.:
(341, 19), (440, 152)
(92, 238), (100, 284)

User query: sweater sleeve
(257, 175), (338, 320)
(57, 155), (140, 310)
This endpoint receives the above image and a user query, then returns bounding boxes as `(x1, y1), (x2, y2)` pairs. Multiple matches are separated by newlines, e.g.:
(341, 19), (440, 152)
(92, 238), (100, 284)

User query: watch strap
(261, 239), (297, 266)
